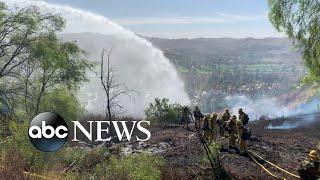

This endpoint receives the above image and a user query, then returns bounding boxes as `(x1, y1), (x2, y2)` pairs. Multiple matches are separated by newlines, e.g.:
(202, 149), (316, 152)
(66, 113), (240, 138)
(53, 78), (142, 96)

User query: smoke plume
(225, 95), (319, 120)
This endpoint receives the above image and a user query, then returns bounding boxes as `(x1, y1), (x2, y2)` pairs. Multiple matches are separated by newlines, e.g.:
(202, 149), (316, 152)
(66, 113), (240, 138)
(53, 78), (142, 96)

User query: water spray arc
(5, 0), (191, 117)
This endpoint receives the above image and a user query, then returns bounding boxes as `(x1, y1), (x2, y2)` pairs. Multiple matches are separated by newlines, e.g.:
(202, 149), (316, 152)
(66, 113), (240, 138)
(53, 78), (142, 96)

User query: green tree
(268, 0), (320, 83)
(0, 3), (64, 78)
(41, 87), (85, 123)
(144, 98), (183, 127)
(0, 3), (64, 116)
(0, 3), (92, 119)
(24, 33), (92, 115)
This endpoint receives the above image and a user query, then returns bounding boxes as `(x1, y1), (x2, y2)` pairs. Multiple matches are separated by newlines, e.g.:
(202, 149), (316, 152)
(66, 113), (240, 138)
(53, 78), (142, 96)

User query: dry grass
(160, 166), (186, 180)
(0, 145), (26, 180)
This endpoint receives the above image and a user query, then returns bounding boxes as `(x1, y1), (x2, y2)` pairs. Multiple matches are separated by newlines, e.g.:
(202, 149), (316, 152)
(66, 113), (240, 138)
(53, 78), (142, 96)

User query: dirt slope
(219, 112), (319, 179)
(143, 113), (320, 179)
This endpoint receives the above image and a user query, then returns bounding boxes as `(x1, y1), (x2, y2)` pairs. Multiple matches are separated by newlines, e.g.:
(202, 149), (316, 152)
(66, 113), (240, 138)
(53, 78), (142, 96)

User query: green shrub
(1, 123), (110, 178)
(1, 120), (165, 179)
(41, 87), (86, 123)
(0, 86), (87, 173)
(200, 142), (229, 179)
(2, 121), (64, 172)
(201, 142), (221, 165)
(144, 98), (183, 127)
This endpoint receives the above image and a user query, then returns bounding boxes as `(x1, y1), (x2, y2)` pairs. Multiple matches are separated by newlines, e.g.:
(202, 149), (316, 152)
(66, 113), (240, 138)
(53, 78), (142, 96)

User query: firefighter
(202, 114), (211, 141)
(237, 120), (247, 154)
(238, 108), (249, 126)
(298, 150), (320, 180)
(193, 106), (204, 130)
(181, 106), (192, 130)
(226, 115), (237, 150)
(208, 112), (218, 142)
(217, 109), (230, 138)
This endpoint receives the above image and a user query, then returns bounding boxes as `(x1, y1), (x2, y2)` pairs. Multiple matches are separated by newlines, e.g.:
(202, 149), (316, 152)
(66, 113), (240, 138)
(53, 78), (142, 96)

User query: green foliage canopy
(0, 3), (64, 78)
(144, 98), (183, 127)
(268, 0), (320, 83)
(41, 87), (84, 123)
(25, 32), (92, 115)
(0, 2), (92, 119)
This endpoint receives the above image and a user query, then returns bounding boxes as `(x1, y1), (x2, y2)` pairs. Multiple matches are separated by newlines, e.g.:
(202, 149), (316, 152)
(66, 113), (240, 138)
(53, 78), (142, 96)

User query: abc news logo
(28, 112), (151, 152)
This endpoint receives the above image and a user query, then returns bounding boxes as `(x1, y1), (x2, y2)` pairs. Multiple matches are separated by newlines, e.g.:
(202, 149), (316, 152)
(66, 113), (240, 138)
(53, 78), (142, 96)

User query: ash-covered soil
(222, 112), (320, 180)
(136, 112), (320, 179)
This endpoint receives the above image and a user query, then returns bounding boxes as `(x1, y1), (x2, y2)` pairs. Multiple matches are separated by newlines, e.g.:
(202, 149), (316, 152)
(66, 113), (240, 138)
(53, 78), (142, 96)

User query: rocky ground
(116, 112), (320, 179)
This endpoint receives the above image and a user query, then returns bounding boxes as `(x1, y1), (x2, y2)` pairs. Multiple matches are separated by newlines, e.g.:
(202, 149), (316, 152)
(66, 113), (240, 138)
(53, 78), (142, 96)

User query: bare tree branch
(100, 48), (136, 120)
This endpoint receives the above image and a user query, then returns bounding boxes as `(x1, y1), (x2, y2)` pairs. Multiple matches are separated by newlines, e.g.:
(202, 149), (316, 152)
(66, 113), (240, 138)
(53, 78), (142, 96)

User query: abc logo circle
(28, 112), (68, 152)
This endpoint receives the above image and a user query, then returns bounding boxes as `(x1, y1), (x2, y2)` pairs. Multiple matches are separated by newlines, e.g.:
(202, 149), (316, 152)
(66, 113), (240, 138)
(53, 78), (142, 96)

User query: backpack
(243, 127), (251, 140)
(243, 113), (249, 125)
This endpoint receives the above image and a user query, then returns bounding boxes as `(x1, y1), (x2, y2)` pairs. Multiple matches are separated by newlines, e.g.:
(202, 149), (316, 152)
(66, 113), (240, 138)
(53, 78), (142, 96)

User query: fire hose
(194, 118), (217, 169)
(248, 150), (300, 178)
(190, 115), (301, 179)
(247, 152), (280, 179)
(247, 150), (300, 179)
(194, 122), (283, 179)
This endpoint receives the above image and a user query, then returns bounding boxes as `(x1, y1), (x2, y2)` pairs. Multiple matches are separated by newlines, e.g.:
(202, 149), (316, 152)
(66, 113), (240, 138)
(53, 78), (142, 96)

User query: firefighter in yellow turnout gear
(237, 120), (247, 154)
(217, 109), (230, 138)
(226, 115), (237, 150)
(299, 150), (320, 180)
(202, 114), (211, 142)
(208, 112), (217, 142)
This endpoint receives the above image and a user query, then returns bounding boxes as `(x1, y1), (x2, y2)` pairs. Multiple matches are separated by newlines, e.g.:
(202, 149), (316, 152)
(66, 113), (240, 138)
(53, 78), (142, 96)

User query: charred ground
(125, 112), (320, 179)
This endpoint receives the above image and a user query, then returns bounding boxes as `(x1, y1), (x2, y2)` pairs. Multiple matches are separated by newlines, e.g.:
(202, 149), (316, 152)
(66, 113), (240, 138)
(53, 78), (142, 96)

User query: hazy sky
(43, 0), (284, 38)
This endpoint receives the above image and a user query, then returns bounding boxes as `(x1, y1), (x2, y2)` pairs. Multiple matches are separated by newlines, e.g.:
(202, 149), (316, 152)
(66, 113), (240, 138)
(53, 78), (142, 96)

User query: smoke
(266, 122), (299, 130)
(266, 113), (316, 129)
(5, 0), (191, 117)
(225, 95), (319, 119)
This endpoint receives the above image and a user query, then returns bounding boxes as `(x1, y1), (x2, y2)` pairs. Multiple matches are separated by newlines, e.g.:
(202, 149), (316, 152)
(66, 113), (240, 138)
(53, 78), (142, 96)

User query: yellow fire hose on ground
(247, 150), (300, 179)
(247, 152), (280, 179)
(248, 150), (300, 178)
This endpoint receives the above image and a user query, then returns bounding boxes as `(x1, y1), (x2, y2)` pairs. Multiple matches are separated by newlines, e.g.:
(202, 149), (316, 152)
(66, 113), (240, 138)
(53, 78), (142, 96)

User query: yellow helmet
(309, 150), (319, 160)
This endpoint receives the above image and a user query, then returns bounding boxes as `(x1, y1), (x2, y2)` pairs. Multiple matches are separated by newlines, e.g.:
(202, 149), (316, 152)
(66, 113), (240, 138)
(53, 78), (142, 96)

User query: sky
(43, 0), (284, 39)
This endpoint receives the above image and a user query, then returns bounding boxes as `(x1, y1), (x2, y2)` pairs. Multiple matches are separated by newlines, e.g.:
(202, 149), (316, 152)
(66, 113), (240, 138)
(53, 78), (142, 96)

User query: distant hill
(145, 37), (301, 65)
(145, 36), (304, 112)
(61, 33), (301, 65)
(60, 33), (305, 113)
